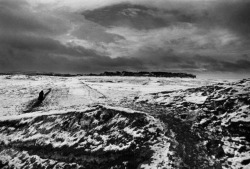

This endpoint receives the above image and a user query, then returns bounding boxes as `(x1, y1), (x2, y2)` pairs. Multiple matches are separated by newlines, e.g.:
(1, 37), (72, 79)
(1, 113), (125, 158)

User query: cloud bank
(0, 0), (250, 75)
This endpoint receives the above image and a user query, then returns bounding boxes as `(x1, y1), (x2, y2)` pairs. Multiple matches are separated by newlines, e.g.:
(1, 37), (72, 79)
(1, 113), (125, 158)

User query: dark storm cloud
(82, 3), (197, 30)
(229, 2), (250, 35)
(80, 0), (250, 74)
(0, 0), (69, 35)
(0, 33), (101, 58)
(1, 0), (250, 75)
(186, 54), (250, 72)
(71, 20), (125, 43)
(1, 39), (249, 73)
(0, 34), (60, 52)
(220, 59), (250, 72)
(81, 0), (250, 38)
(0, 0), (113, 73)
(191, 1), (250, 38)
(0, 5), (46, 34)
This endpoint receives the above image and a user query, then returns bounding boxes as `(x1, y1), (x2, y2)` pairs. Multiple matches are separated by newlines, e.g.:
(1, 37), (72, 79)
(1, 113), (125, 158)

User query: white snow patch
(184, 93), (207, 104)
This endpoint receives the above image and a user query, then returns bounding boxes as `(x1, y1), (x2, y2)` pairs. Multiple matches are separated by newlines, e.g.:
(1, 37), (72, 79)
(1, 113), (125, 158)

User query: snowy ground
(0, 75), (249, 169)
(0, 75), (224, 117)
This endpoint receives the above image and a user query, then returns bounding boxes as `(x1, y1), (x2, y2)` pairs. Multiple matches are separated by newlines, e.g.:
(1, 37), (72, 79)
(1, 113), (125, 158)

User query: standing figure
(38, 90), (44, 101)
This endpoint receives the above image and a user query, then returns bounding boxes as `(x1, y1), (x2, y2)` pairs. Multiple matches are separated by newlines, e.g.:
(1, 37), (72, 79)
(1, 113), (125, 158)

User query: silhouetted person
(38, 90), (44, 101)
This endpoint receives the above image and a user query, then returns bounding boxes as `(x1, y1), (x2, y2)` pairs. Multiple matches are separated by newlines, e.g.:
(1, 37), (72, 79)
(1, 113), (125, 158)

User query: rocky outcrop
(0, 105), (175, 169)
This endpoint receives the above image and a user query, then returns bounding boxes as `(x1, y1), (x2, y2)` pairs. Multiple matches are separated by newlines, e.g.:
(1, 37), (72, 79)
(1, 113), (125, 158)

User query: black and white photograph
(0, 0), (250, 168)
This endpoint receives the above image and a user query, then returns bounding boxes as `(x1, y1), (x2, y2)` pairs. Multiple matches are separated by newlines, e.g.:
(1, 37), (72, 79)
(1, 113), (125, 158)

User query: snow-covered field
(0, 75), (249, 169)
(0, 75), (223, 117)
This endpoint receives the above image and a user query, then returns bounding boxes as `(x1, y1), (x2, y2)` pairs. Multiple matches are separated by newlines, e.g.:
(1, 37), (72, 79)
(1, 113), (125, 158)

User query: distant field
(0, 75), (222, 117)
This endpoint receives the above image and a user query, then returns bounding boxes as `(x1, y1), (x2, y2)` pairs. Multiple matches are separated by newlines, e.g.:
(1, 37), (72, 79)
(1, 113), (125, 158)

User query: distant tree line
(0, 71), (196, 78)
(87, 71), (196, 78)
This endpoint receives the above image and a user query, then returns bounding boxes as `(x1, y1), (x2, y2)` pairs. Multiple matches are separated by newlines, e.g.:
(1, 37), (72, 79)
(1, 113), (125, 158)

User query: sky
(0, 0), (250, 77)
